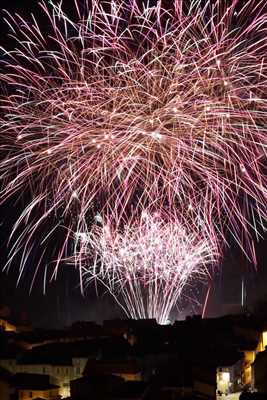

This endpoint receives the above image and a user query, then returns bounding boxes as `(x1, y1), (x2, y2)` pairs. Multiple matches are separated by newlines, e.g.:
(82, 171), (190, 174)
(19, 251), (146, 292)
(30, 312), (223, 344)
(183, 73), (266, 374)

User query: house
(149, 361), (216, 400)
(0, 366), (13, 400)
(11, 373), (60, 400)
(216, 352), (243, 394)
(0, 340), (100, 398)
(252, 346), (267, 392)
(257, 328), (267, 352)
(70, 373), (124, 399)
(110, 381), (150, 400)
(71, 374), (150, 400)
(84, 359), (142, 382)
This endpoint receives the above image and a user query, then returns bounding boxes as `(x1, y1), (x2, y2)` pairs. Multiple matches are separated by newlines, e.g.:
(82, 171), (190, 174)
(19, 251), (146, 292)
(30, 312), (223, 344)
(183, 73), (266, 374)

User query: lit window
(262, 331), (267, 348)
(221, 372), (230, 382)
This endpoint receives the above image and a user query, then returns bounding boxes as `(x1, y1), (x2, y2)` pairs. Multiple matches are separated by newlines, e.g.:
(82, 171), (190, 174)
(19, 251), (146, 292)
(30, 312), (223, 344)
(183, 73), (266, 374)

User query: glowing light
(94, 213), (103, 224)
(262, 331), (267, 348)
(221, 372), (230, 383)
(151, 131), (162, 140)
(76, 232), (87, 242)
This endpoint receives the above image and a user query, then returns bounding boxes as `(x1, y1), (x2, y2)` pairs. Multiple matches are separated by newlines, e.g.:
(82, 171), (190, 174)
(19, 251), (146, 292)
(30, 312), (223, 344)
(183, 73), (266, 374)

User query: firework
(74, 210), (218, 324)
(0, 0), (266, 286)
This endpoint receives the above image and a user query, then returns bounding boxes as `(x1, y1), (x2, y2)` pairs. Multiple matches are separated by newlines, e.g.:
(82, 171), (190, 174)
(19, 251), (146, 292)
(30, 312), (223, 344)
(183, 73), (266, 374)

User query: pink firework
(74, 210), (219, 324)
(0, 0), (266, 277)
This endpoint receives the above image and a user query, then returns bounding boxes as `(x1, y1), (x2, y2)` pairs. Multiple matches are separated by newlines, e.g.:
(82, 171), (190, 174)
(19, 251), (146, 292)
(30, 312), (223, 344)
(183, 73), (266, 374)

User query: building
(70, 373), (124, 399)
(84, 359), (142, 382)
(216, 354), (243, 395)
(0, 340), (98, 398)
(11, 373), (60, 400)
(238, 325), (267, 388)
(149, 362), (217, 400)
(0, 366), (13, 400)
(71, 374), (150, 400)
(252, 346), (267, 392)
(257, 329), (267, 352)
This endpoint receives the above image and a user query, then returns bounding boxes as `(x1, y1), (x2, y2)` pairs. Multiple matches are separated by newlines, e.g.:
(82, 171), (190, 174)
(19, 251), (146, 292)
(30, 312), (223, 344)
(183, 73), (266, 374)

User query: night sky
(0, 0), (266, 328)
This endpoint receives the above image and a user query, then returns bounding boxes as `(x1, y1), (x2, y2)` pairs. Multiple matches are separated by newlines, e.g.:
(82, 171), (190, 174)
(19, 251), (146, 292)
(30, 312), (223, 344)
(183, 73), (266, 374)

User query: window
(76, 367), (80, 374)
(43, 367), (46, 373)
(29, 392), (33, 398)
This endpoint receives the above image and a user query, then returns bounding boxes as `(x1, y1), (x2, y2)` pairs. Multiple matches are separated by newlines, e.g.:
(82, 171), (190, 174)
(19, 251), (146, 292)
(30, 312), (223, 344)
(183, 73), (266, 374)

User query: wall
(217, 370), (230, 394)
(18, 388), (59, 400)
(0, 380), (10, 400)
(0, 358), (86, 398)
(113, 372), (142, 381)
(194, 380), (216, 399)
(262, 332), (267, 350)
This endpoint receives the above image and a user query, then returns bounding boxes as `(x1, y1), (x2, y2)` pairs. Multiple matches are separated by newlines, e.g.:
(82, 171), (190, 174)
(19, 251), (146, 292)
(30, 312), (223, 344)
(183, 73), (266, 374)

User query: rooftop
(11, 373), (59, 390)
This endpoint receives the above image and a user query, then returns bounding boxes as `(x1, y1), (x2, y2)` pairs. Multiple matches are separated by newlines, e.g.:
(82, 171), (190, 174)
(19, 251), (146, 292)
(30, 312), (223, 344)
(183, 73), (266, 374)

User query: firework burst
(0, 0), (266, 295)
(74, 210), (219, 324)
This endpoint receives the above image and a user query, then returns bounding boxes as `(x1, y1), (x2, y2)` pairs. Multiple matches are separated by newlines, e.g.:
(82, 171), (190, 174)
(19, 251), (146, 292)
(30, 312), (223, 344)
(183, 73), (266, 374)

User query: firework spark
(74, 210), (218, 324)
(0, 0), (266, 296)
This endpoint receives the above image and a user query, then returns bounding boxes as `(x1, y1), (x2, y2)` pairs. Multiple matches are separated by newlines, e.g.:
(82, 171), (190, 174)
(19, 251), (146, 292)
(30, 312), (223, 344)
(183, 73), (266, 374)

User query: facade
(84, 360), (142, 382)
(0, 380), (10, 400)
(257, 330), (267, 352)
(0, 367), (12, 400)
(0, 345), (89, 398)
(11, 373), (60, 400)
(240, 329), (267, 389)
(252, 347), (267, 392)
(70, 374), (125, 399)
(216, 354), (243, 394)
(242, 350), (256, 387)
(0, 358), (87, 398)
(18, 387), (59, 400)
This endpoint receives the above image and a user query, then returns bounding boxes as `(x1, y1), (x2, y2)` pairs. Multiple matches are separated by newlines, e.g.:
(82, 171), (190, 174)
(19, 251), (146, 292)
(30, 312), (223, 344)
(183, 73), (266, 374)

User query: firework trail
(0, 0), (266, 311)
(74, 210), (218, 324)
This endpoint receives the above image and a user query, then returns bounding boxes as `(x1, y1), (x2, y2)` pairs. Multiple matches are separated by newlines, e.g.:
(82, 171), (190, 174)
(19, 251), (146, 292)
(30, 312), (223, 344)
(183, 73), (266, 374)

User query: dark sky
(0, 0), (266, 327)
